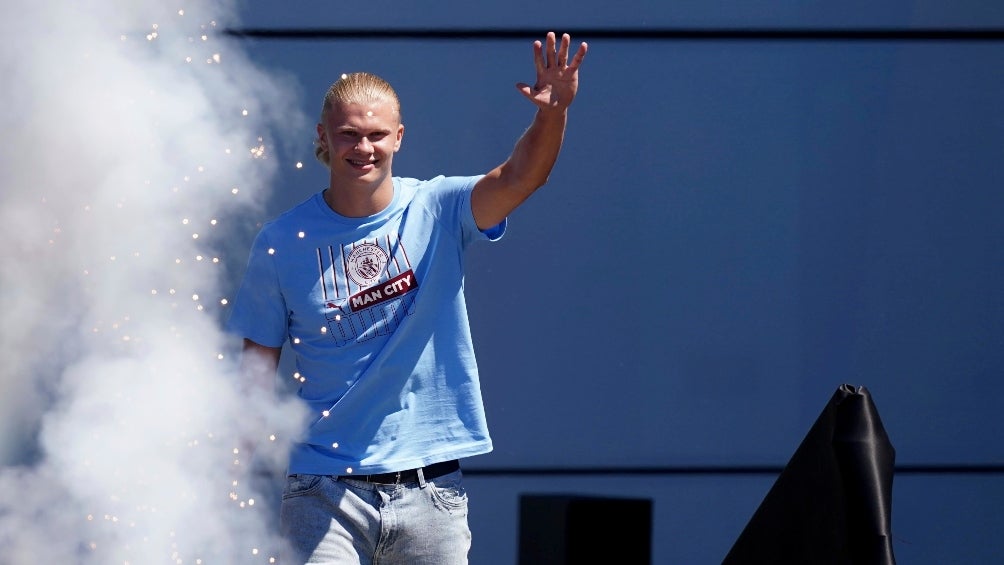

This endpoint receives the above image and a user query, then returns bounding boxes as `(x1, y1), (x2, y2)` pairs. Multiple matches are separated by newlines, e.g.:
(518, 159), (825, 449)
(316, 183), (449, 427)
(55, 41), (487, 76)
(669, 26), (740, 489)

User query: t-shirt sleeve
(442, 175), (507, 245)
(225, 229), (289, 348)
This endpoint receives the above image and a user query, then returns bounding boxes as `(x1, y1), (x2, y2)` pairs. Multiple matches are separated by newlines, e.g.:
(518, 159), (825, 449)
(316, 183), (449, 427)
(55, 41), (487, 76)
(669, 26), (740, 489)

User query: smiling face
(316, 98), (404, 193)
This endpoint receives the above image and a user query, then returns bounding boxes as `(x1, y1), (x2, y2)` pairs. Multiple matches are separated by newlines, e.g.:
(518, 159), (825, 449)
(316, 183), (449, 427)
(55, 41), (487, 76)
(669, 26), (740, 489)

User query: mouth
(347, 158), (377, 170)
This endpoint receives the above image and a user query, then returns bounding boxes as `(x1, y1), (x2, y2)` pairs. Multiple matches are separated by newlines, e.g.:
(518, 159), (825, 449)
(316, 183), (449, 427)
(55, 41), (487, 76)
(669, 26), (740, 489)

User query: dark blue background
(226, 2), (1004, 562)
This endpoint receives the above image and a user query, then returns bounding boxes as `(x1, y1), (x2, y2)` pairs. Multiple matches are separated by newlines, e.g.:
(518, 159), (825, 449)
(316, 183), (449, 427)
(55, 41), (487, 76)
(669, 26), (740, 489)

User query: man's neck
(323, 176), (394, 218)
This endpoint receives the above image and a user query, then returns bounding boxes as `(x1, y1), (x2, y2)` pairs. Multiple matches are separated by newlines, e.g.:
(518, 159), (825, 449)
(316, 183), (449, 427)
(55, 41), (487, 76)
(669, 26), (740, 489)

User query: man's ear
(394, 123), (404, 152)
(316, 123), (327, 149)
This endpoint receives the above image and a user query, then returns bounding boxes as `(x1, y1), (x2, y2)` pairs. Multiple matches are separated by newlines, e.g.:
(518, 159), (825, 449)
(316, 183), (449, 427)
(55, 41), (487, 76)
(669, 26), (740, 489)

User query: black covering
(723, 384), (896, 565)
(518, 495), (652, 565)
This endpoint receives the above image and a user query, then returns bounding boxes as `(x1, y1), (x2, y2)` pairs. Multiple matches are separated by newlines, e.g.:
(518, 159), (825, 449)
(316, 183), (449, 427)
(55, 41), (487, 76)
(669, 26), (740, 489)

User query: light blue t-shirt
(228, 175), (505, 475)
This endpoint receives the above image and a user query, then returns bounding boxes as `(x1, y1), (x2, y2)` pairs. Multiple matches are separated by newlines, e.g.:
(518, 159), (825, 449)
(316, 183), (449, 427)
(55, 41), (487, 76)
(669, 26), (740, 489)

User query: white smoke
(0, 1), (308, 562)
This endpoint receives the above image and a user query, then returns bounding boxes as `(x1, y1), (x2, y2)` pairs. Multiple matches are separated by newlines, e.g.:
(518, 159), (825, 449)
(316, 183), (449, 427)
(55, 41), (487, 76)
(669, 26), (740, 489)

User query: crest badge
(345, 243), (389, 287)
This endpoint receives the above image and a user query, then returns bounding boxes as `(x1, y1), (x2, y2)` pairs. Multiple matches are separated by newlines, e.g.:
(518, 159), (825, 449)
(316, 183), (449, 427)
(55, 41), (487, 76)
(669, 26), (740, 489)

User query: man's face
(316, 98), (404, 187)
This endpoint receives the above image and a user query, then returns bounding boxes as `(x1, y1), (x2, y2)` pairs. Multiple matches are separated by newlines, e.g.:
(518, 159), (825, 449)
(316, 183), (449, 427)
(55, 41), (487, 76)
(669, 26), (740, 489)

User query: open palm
(517, 32), (588, 111)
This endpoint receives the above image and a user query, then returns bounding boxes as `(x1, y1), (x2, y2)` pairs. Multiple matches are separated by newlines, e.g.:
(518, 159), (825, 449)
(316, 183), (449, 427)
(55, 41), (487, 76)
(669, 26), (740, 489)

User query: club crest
(346, 242), (389, 287)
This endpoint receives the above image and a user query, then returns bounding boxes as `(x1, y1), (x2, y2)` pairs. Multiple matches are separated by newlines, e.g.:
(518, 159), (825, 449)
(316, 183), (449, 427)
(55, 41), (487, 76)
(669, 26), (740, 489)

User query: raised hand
(517, 32), (588, 111)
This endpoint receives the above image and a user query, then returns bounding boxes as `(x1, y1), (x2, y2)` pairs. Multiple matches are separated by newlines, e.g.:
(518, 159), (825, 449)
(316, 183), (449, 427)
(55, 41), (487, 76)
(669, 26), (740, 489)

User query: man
(228, 32), (587, 563)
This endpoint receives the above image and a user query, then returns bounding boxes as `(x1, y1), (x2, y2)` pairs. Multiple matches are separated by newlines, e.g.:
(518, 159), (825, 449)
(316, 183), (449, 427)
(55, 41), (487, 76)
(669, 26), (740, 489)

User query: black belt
(342, 459), (460, 485)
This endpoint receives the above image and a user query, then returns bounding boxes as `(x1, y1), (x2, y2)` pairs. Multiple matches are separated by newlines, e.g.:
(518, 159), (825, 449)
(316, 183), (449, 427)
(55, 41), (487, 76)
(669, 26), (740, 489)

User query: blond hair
(314, 72), (401, 166)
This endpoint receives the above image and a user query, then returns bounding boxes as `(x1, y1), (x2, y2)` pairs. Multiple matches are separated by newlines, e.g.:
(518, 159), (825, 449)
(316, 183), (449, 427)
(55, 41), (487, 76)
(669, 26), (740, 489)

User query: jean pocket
(428, 472), (468, 511)
(282, 474), (325, 500)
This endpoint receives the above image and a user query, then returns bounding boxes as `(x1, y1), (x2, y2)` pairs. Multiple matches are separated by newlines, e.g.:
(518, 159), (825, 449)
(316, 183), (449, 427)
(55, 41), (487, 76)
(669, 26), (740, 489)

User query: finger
(544, 31), (557, 69)
(557, 33), (571, 67)
(515, 82), (543, 104)
(568, 41), (588, 70)
(532, 40), (544, 75)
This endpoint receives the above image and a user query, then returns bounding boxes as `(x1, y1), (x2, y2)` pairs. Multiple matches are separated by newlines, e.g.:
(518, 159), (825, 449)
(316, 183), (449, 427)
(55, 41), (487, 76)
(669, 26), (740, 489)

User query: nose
(355, 137), (373, 153)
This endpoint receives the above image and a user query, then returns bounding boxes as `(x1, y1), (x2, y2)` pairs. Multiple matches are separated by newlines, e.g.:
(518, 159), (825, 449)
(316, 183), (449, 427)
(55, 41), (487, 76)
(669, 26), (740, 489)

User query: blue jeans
(279, 469), (471, 564)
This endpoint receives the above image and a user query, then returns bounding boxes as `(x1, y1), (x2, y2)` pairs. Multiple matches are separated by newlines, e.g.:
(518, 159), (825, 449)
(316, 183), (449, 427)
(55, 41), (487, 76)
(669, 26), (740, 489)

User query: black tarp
(723, 384), (896, 564)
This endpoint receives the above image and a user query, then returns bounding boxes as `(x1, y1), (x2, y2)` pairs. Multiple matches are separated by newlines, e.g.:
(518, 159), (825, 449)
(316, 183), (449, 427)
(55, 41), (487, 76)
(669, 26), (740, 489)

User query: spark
(250, 141), (266, 159)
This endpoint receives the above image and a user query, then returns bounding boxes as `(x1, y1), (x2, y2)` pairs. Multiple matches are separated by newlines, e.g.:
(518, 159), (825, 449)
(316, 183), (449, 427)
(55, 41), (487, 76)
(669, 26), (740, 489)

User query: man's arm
(237, 338), (281, 461)
(471, 32), (588, 230)
(240, 338), (282, 396)
(230, 339), (281, 501)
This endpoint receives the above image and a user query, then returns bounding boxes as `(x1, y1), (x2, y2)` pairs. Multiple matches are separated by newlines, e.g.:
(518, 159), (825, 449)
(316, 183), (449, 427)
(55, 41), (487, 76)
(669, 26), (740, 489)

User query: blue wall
(233, 2), (1004, 562)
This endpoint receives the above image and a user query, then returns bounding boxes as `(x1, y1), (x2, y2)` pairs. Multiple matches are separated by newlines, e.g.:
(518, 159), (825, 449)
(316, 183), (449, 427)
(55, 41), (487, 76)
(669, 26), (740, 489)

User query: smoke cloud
(0, 1), (307, 562)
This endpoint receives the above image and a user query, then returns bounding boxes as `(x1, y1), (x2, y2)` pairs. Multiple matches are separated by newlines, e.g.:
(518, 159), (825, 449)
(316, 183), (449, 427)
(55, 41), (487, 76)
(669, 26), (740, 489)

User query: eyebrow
(336, 125), (392, 134)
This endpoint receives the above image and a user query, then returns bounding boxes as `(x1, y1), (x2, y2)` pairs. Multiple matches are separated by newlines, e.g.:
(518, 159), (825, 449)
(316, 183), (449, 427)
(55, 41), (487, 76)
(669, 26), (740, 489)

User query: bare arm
(236, 339), (281, 462)
(230, 339), (281, 499)
(240, 338), (281, 396)
(471, 32), (588, 230)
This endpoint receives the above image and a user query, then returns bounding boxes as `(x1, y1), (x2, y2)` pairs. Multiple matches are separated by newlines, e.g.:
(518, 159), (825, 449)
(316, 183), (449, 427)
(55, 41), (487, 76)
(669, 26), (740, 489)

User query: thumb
(516, 82), (536, 100)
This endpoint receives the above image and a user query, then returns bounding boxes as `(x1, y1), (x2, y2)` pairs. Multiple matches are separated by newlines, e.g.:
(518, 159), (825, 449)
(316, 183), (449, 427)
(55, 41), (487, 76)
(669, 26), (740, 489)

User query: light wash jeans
(279, 469), (471, 564)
